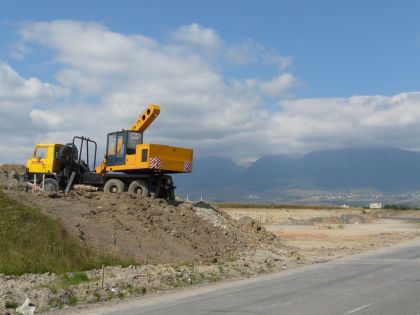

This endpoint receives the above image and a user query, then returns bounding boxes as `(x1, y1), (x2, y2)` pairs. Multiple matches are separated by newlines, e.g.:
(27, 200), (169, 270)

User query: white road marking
(346, 303), (372, 314)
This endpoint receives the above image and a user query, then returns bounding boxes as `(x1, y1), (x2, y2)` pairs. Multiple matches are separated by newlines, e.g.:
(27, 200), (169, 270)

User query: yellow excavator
(26, 104), (193, 200)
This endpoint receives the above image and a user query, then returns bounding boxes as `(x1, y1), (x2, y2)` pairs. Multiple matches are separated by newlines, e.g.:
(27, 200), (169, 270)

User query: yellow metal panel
(105, 161), (149, 172)
(125, 154), (137, 166)
(149, 144), (193, 173)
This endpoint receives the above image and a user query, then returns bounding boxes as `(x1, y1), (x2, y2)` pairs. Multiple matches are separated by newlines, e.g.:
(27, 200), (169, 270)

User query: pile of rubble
(0, 164), (27, 191)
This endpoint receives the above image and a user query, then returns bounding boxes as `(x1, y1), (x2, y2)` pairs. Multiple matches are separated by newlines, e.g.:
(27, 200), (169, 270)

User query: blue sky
(1, 0), (419, 98)
(1, 1), (420, 163)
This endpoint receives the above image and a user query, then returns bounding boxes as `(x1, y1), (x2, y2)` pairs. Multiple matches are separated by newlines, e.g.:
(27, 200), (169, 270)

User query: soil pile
(8, 190), (283, 265)
(0, 164), (27, 191)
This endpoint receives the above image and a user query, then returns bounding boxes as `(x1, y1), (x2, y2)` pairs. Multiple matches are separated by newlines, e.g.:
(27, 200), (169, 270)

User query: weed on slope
(0, 189), (128, 275)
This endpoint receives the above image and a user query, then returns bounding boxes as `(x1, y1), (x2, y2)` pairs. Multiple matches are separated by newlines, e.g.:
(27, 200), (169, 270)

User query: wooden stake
(101, 264), (105, 289)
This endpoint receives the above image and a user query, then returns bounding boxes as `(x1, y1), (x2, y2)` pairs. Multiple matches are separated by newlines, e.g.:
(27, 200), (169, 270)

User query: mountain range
(173, 148), (420, 204)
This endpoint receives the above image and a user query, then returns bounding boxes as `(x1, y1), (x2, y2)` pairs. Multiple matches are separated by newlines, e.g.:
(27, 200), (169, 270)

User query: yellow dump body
(102, 143), (193, 174)
(26, 144), (63, 174)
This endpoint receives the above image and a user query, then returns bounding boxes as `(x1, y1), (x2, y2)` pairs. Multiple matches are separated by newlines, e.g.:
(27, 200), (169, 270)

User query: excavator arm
(130, 104), (160, 132)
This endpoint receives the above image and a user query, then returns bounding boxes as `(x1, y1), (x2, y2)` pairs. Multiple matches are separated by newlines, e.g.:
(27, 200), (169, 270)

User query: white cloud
(268, 55), (293, 71)
(30, 109), (64, 130)
(171, 23), (222, 49)
(0, 60), (67, 162)
(226, 40), (259, 65)
(0, 62), (65, 101)
(258, 73), (299, 97)
(263, 92), (420, 155)
(1, 20), (420, 165)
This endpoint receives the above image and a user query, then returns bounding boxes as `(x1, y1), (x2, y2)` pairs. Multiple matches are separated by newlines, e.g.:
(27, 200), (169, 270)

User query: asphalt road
(81, 240), (420, 315)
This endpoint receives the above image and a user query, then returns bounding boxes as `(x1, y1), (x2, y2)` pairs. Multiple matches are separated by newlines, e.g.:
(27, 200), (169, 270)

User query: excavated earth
(0, 165), (301, 314)
(6, 190), (282, 264)
(0, 164), (282, 265)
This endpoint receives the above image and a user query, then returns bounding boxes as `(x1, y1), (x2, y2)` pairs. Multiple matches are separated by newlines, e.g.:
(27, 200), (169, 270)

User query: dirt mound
(0, 164), (27, 191)
(7, 191), (281, 265)
(0, 164), (27, 173)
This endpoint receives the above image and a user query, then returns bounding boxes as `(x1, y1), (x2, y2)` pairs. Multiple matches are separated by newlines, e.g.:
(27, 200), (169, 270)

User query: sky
(1, 0), (420, 164)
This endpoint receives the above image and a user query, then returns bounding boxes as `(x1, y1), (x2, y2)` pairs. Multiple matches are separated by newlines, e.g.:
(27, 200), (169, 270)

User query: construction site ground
(1, 165), (420, 314)
(224, 207), (420, 262)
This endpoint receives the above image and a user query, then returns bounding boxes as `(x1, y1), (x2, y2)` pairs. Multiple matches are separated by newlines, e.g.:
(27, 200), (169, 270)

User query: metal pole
(86, 138), (90, 171)
(42, 174), (45, 191)
(33, 174), (36, 192)
(93, 141), (97, 169)
(79, 138), (83, 170)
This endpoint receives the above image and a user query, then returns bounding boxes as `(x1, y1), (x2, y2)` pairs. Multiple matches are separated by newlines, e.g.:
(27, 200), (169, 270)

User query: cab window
(107, 134), (117, 155)
(34, 147), (48, 159)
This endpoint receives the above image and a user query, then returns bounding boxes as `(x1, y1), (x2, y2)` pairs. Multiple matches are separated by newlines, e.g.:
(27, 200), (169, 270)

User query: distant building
(369, 202), (382, 209)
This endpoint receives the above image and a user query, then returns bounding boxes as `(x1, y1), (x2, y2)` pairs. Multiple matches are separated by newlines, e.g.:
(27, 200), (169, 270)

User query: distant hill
(174, 148), (420, 202)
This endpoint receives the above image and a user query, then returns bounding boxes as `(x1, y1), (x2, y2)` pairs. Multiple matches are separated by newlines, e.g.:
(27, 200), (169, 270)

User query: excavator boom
(130, 104), (160, 132)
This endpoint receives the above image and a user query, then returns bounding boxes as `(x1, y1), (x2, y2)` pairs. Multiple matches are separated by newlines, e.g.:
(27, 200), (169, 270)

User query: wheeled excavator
(26, 104), (193, 200)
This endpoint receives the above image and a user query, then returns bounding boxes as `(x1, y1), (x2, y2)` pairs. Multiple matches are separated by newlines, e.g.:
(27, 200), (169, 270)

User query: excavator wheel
(128, 180), (149, 196)
(103, 179), (125, 193)
(44, 178), (59, 193)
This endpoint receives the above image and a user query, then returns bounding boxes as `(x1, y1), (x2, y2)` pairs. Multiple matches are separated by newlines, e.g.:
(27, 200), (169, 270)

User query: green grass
(4, 298), (17, 309)
(0, 189), (132, 275)
(41, 272), (92, 297)
(215, 202), (344, 210)
(60, 272), (90, 287)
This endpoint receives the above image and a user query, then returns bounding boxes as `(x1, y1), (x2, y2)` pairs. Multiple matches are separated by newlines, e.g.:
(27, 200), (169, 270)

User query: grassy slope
(0, 189), (129, 275)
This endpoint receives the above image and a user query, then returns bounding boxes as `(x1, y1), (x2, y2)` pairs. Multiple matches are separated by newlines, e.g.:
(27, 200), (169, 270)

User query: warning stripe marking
(150, 157), (161, 169)
(184, 161), (193, 173)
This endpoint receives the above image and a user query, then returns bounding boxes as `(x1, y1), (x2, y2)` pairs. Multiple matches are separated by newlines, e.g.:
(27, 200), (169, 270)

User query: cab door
(28, 146), (49, 173)
(106, 132), (126, 166)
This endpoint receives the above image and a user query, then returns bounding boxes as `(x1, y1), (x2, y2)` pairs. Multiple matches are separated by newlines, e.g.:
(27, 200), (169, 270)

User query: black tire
(128, 180), (149, 196)
(44, 178), (59, 193)
(104, 179), (125, 193)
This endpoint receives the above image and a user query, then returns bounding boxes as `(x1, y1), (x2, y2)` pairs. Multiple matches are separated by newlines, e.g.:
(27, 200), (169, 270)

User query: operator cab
(106, 130), (143, 166)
